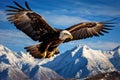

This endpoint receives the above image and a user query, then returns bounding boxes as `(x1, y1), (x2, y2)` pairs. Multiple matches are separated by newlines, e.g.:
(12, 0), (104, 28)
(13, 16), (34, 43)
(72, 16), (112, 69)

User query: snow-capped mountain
(0, 45), (64, 80)
(42, 45), (120, 79)
(0, 44), (120, 80)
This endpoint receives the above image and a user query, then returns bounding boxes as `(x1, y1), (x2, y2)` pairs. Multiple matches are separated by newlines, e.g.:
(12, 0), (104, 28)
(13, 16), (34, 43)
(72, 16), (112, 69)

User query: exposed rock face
(85, 71), (120, 80)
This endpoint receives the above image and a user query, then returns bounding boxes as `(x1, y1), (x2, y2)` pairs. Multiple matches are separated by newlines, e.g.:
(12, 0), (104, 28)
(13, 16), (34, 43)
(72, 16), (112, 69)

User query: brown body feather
(25, 33), (62, 58)
(25, 43), (60, 58)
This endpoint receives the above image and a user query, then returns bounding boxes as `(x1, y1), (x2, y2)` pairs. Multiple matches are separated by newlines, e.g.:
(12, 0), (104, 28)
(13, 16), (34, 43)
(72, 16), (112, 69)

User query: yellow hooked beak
(69, 35), (73, 39)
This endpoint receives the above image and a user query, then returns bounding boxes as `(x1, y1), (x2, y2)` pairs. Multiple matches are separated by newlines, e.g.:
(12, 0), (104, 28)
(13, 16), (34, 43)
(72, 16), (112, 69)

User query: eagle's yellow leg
(47, 51), (54, 58)
(40, 51), (47, 58)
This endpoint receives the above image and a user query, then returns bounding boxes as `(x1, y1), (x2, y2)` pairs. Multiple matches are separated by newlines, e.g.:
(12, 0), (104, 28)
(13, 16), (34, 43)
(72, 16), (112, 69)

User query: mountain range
(0, 45), (64, 80)
(0, 44), (120, 80)
(42, 45), (120, 79)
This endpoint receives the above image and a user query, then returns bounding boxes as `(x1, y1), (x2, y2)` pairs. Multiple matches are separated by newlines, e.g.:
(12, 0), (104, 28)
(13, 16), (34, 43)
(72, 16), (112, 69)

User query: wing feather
(25, 1), (32, 10)
(6, 1), (57, 41)
(6, 5), (21, 10)
(65, 21), (115, 42)
(13, 1), (26, 10)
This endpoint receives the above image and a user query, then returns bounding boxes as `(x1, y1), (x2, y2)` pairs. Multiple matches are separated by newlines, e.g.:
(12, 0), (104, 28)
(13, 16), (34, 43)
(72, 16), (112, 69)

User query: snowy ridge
(42, 45), (120, 79)
(0, 45), (64, 80)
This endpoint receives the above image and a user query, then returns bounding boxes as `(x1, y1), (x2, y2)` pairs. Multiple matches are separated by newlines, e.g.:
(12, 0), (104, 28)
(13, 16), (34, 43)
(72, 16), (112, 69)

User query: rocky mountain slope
(85, 70), (120, 80)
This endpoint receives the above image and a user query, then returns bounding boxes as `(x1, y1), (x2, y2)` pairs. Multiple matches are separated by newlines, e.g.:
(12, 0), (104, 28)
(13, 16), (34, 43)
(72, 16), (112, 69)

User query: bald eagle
(6, 1), (115, 58)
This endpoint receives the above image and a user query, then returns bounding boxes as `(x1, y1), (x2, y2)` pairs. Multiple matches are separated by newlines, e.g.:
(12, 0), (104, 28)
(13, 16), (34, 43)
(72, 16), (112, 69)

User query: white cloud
(73, 2), (120, 17)
(0, 30), (36, 47)
(46, 15), (88, 26)
(0, 10), (7, 22)
(60, 40), (120, 52)
(34, 1), (120, 28)
(0, 30), (26, 38)
(85, 41), (119, 50)
(36, 10), (89, 27)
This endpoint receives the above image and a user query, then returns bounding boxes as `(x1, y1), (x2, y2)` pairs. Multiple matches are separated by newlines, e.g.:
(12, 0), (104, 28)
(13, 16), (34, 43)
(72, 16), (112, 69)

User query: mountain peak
(0, 44), (5, 50)
(113, 45), (120, 51)
(82, 45), (90, 50)
(0, 45), (11, 52)
(69, 45), (92, 57)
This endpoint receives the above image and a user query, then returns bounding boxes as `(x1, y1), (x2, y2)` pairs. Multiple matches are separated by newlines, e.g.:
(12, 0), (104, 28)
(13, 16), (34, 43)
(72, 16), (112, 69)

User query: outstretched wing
(6, 1), (57, 41)
(64, 20), (115, 42)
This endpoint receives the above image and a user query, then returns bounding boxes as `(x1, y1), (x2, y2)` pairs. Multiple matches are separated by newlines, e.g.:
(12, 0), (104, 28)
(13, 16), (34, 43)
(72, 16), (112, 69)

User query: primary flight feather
(6, 1), (115, 58)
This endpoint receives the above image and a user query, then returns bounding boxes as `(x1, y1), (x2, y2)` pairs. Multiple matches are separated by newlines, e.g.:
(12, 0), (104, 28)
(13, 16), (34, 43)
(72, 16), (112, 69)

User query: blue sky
(0, 0), (120, 53)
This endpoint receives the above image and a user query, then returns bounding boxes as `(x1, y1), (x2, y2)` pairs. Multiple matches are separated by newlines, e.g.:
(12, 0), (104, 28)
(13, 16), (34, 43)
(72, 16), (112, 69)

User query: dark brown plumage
(64, 21), (114, 42)
(6, 1), (115, 58)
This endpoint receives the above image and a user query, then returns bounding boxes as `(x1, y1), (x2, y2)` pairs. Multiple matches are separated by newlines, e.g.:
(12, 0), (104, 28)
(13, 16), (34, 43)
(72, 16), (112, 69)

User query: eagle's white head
(59, 30), (73, 40)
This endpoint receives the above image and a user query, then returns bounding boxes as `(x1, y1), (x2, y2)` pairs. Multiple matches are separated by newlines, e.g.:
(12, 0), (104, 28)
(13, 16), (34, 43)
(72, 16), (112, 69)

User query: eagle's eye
(64, 33), (68, 35)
